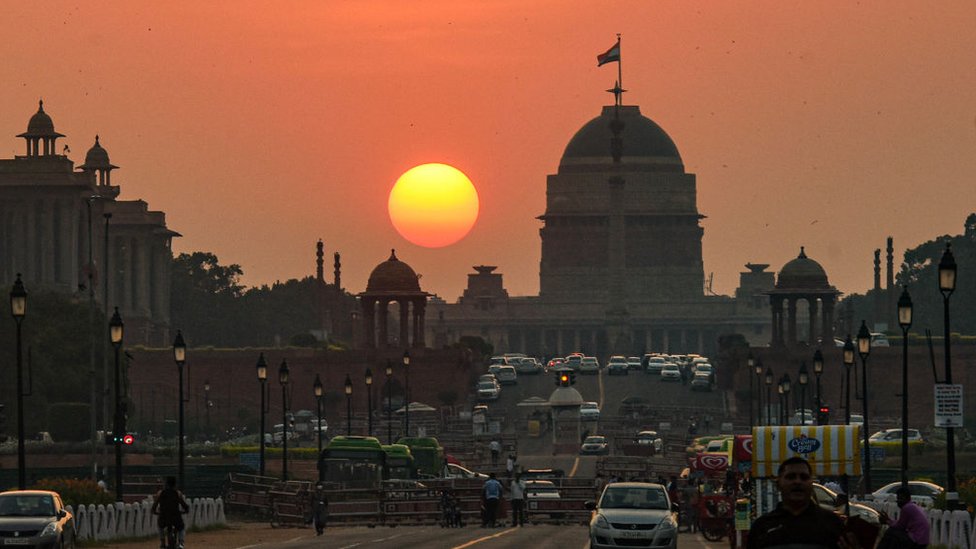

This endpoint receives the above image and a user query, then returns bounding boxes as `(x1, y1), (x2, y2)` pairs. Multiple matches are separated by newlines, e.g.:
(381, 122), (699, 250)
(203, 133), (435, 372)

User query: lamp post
(10, 275), (27, 490)
(173, 330), (187, 491)
(897, 286), (913, 488)
(857, 320), (873, 493)
(344, 374), (353, 435)
(777, 379), (785, 426)
(365, 368), (373, 436)
(764, 367), (774, 426)
(279, 359), (290, 481)
(85, 195), (100, 481)
(747, 353), (755, 428)
(385, 360), (393, 444)
(843, 334), (855, 505)
(313, 375), (324, 482)
(109, 308), (124, 501)
(204, 379), (211, 438)
(938, 242), (959, 508)
(813, 349), (824, 418)
(256, 354), (268, 477)
(754, 358), (764, 426)
(402, 351), (411, 438)
(798, 363), (808, 425)
(782, 374), (792, 425)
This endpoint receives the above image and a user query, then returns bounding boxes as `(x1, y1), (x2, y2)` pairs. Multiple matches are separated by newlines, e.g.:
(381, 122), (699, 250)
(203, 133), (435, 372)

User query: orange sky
(4, 2), (976, 300)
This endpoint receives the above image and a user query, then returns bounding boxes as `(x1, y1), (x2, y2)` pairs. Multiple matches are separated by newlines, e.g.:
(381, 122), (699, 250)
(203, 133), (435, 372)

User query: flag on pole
(597, 41), (621, 66)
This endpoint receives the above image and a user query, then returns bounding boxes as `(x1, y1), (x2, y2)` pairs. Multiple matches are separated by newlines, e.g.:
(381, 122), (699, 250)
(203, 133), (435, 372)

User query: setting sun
(388, 163), (480, 248)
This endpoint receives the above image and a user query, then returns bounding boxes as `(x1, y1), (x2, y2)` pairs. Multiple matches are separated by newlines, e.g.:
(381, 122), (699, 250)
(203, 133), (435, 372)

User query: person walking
(509, 473), (526, 527)
(308, 482), (329, 536)
(482, 472), (503, 527)
(506, 454), (515, 477)
(489, 439), (501, 466)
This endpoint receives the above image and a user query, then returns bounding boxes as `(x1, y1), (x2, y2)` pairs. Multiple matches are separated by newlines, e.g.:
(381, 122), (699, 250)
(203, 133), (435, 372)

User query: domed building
(767, 247), (840, 347)
(0, 100), (179, 345)
(359, 250), (429, 348)
(426, 100), (775, 357)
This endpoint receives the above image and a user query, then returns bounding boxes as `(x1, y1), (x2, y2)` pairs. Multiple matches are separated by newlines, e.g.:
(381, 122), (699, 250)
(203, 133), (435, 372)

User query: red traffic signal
(122, 434), (135, 445)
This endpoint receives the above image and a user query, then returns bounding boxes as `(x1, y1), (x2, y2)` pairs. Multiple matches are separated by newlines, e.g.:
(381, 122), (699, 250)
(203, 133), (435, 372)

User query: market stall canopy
(751, 425), (861, 477)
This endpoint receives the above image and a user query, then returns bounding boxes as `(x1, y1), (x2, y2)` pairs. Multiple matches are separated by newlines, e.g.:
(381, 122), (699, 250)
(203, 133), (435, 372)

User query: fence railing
(66, 496), (226, 542)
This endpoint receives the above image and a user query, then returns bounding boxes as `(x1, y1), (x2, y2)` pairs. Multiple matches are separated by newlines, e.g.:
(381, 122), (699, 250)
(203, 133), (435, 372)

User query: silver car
(588, 483), (677, 549)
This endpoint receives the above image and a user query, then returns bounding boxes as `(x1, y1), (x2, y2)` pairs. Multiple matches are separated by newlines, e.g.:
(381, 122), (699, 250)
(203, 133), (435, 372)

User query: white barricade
(67, 497), (226, 542)
(861, 500), (974, 549)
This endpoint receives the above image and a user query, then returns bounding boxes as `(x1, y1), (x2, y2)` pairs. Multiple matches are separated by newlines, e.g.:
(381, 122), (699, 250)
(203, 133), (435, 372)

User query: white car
(580, 402), (601, 421)
(849, 414), (864, 426)
(867, 481), (943, 508)
(580, 357), (601, 374)
(494, 365), (518, 385)
(477, 380), (500, 401)
(660, 363), (681, 381)
(627, 357), (643, 371)
(588, 482), (677, 549)
(580, 435), (609, 455)
(524, 480), (561, 500)
(645, 356), (667, 375)
(635, 431), (664, 453)
(514, 357), (543, 375)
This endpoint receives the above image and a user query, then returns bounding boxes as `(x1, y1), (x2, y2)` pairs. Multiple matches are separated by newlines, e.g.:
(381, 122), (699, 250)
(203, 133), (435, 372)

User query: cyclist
(151, 476), (190, 549)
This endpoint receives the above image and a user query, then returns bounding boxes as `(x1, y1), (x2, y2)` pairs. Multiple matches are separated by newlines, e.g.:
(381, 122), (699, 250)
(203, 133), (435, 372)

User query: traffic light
(105, 433), (136, 445)
(817, 406), (830, 425)
(569, 370), (576, 386)
(557, 371), (570, 387)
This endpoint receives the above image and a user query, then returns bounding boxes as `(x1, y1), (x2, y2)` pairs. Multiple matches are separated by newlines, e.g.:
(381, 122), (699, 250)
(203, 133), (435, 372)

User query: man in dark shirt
(748, 456), (855, 549)
(151, 476), (190, 549)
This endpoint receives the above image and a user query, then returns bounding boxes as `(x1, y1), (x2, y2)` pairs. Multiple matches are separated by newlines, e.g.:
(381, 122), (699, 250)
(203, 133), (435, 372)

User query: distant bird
(62, 144), (71, 154)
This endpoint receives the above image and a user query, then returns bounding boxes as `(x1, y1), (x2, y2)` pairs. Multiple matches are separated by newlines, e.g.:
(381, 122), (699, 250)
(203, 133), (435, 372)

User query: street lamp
(313, 374), (324, 482)
(798, 363), (809, 426)
(402, 350), (411, 438)
(109, 307), (124, 501)
(813, 349), (824, 417)
(747, 353), (755, 428)
(204, 379), (211, 438)
(857, 320), (873, 493)
(897, 286), (913, 488)
(256, 354), (268, 477)
(385, 360), (393, 444)
(842, 333), (854, 501)
(754, 358), (764, 426)
(782, 374), (792, 425)
(777, 379), (785, 426)
(764, 367), (774, 426)
(279, 359), (290, 480)
(365, 368), (373, 436)
(938, 242), (959, 508)
(10, 274), (27, 490)
(344, 374), (353, 435)
(173, 330), (187, 492)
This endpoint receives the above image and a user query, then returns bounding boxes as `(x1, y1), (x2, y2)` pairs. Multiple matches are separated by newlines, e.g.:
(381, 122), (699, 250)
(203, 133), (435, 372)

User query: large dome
(366, 250), (421, 293)
(777, 247), (830, 290)
(558, 105), (683, 173)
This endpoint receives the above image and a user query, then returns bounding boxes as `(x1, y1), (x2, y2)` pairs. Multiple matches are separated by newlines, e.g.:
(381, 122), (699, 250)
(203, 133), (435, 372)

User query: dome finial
(389, 249), (398, 261)
(798, 246), (807, 259)
(38, 99), (44, 112)
(95, 134), (100, 145)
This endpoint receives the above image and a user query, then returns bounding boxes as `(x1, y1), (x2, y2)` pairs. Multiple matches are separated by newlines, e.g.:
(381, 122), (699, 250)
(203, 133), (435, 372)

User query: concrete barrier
(68, 497), (226, 542)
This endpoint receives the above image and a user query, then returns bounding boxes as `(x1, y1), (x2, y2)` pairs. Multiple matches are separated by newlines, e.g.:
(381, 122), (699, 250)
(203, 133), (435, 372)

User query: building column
(808, 296), (819, 346)
(399, 298), (410, 348)
(363, 298), (376, 348)
(787, 298), (798, 347)
(822, 298), (835, 344)
(378, 299), (390, 347)
(137, 237), (151, 315)
(414, 299), (426, 348)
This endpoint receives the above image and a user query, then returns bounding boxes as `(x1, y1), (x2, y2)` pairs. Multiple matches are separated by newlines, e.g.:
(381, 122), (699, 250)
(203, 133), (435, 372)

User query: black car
(0, 490), (75, 548)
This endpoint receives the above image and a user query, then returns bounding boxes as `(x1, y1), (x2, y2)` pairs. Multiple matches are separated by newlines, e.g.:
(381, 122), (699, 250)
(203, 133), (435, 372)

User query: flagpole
(616, 34), (622, 106)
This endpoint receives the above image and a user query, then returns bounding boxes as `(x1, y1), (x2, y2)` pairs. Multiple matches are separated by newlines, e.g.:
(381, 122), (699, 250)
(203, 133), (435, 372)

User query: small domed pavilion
(767, 247), (841, 347)
(359, 250), (429, 348)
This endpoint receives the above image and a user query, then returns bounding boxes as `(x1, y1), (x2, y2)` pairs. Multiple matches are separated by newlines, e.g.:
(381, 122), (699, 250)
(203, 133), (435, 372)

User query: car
(524, 480), (561, 500)
(521, 468), (565, 481)
(478, 373), (499, 386)
(607, 359), (629, 376)
(444, 463), (488, 479)
(790, 409), (816, 425)
(587, 482), (678, 549)
(546, 357), (565, 372)
(580, 435), (610, 455)
(691, 362), (712, 374)
(0, 490), (75, 549)
(514, 357), (543, 375)
(870, 332), (890, 347)
(811, 483), (880, 524)
(627, 356), (643, 371)
(867, 481), (943, 508)
(580, 402), (601, 421)
(564, 354), (583, 371)
(645, 356), (667, 375)
(849, 413), (864, 426)
(477, 380), (501, 401)
(494, 365), (518, 385)
(690, 371), (712, 391)
(579, 357), (601, 374)
(635, 430), (664, 453)
(660, 363), (681, 381)
(869, 428), (924, 449)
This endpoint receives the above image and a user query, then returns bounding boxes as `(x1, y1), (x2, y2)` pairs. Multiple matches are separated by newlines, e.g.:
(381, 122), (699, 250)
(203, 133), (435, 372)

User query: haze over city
(3, 1), (975, 300)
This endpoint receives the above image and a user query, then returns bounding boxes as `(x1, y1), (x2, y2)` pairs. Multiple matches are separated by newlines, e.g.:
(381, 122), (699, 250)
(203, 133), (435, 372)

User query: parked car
(690, 371), (712, 391)
(477, 380), (501, 401)
(494, 365), (518, 385)
(580, 402), (601, 421)
(478, 373), (499, 387)
(869, 429), (924, 450)
(524, 480), (561, 500)
(0, 490), (75, 548)
(580, 357), (601, 374)
(849, 413), (864, 426)
(635, 431), (664, 453)
(790, 409), (816, 425)
(586, 482), (678, 549)
(580, 435), (610, 455)
(811, 483), (880, 524)
(867, 481), (943, 508)
(660, 363), (681, 381)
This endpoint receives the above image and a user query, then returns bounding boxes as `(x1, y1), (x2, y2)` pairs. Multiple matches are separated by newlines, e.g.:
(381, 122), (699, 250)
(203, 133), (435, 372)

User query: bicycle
(162, 524), (179, 549)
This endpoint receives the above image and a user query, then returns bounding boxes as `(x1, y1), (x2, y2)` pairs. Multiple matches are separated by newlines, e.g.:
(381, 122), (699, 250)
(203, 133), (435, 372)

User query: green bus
(382, 444), (417, 480)
(319, 436), (386, 486)
(396, 436), (444, 477)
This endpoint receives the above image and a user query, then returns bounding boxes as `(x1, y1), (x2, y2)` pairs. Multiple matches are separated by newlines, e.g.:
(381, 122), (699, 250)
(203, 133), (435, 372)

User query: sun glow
(388, 163), (479, 248)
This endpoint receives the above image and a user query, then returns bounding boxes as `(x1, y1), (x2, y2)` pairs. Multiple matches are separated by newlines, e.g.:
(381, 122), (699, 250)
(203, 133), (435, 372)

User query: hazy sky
(4, 2), (975, 300)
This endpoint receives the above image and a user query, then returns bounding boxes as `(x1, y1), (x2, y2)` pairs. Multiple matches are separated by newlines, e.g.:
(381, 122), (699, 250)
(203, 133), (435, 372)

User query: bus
(396, 436), (444, 477)
(319, 436), (386, 487)
(382, 444), (417, 480)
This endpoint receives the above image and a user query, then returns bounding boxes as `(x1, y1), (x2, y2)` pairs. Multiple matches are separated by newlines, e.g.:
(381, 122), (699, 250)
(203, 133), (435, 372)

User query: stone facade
(0, 101), (178, 345)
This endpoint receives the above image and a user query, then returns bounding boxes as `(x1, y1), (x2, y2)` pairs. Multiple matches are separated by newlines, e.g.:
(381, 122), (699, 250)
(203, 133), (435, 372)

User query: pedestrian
(441, 457), (451, 478)
(878, 487), (930, 549)
(703, 414), (712, 432)
(747, 456), (859, 548)
(509, 473), (526, 527)
(594, 473), (607, 497)
(489, 439), (501, 466)
(482, 473), (503, 528)
(506, 454), (515, 477)
(308, 482), (329, 535)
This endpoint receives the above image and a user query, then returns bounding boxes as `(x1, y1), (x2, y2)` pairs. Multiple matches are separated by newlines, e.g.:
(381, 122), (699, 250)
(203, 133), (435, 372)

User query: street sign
(935, 384), (964, 427)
